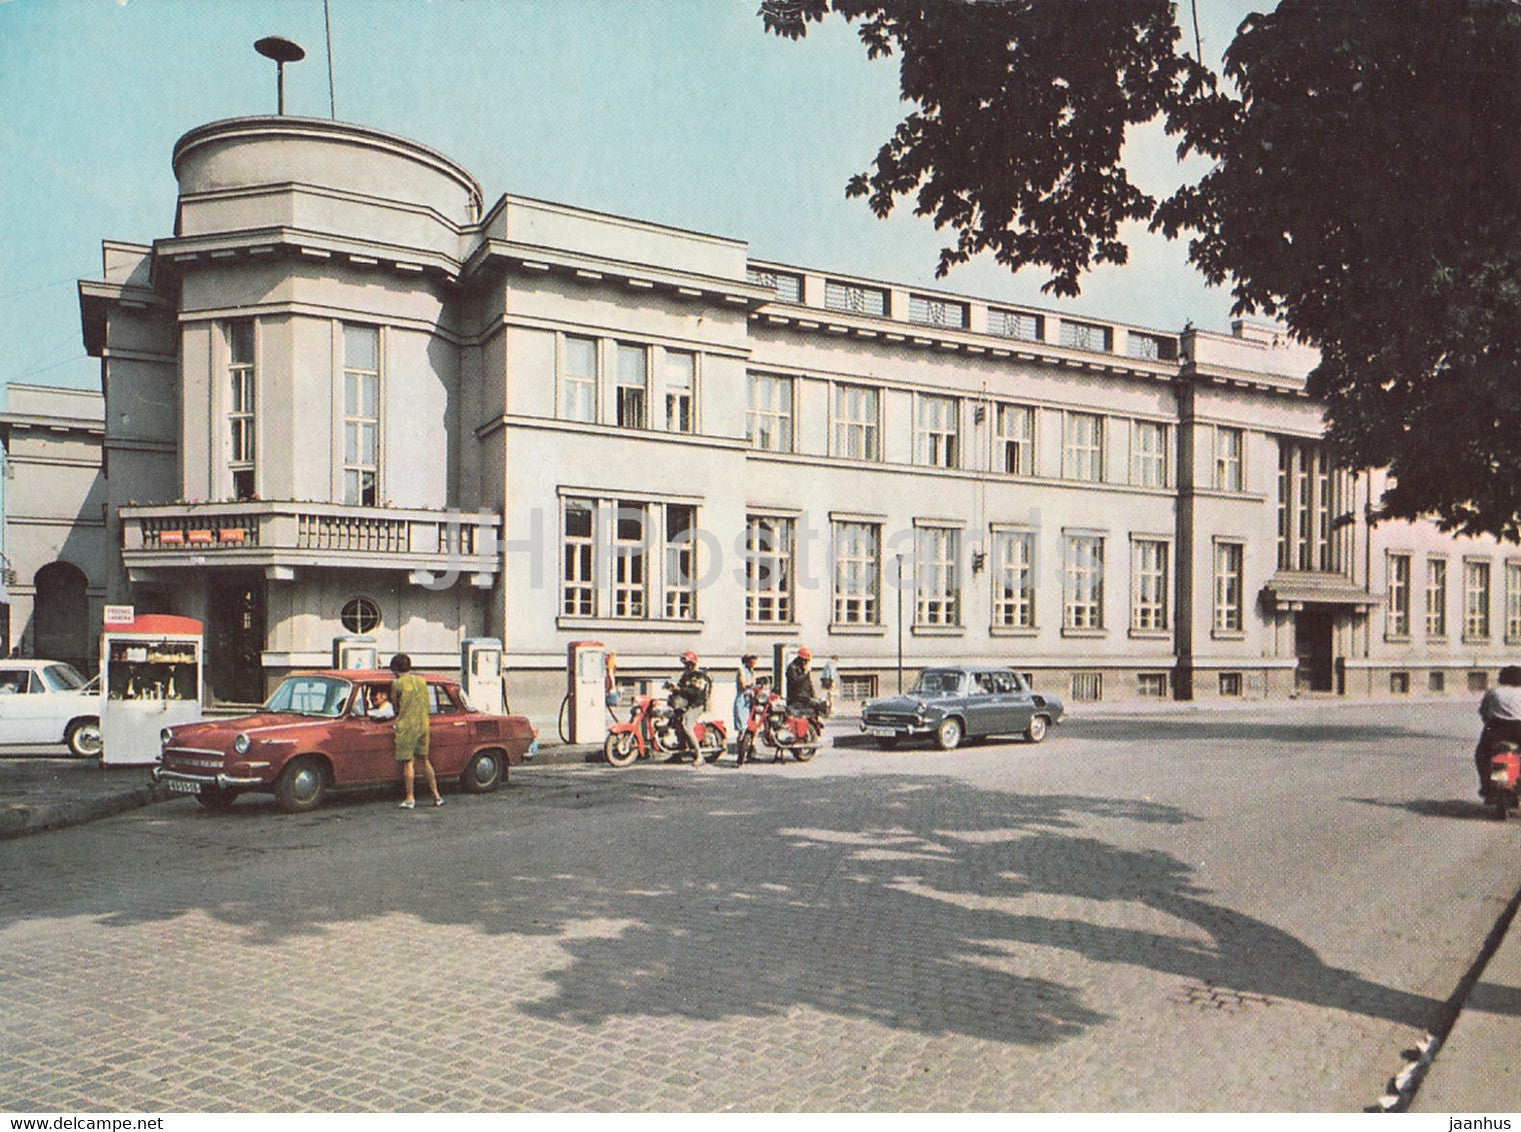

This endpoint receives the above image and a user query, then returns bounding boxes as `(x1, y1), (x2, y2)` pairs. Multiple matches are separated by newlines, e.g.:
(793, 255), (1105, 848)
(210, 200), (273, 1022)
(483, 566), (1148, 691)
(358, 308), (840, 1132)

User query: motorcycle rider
(668, 650), (713, 765)
(1476, 664), (1521, 798)
(785, 647), (829, 736)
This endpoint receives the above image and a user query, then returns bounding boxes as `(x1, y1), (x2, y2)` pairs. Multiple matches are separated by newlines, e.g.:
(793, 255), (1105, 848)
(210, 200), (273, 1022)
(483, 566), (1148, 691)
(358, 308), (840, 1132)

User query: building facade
(63, 114), (1521, 727)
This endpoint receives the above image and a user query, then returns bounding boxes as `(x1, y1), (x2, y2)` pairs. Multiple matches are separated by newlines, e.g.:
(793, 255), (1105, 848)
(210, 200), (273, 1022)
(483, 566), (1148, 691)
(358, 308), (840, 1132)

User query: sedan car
(860, 666), (1063, 750)
(152, 669), (535, 813)
(0, 659), (102, 757)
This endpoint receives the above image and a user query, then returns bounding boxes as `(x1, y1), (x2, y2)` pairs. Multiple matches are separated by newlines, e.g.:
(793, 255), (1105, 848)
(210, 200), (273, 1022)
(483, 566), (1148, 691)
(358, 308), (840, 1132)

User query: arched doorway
(33, 562), (90, 669)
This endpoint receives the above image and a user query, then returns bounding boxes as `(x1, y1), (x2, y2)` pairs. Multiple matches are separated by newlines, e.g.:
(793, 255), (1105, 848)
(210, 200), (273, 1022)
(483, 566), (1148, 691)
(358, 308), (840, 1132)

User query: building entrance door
(1294, 608), (1336, 693)
(207, 573), (266, 704)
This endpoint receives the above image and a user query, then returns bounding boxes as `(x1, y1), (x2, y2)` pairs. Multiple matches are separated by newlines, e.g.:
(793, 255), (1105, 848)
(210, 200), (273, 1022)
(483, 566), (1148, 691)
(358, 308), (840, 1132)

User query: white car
(0, 660), (102, 757)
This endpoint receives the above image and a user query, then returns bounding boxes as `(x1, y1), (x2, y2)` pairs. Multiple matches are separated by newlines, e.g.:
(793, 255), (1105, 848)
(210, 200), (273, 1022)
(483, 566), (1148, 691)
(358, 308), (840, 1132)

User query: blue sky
(0, 0), (1263, 395)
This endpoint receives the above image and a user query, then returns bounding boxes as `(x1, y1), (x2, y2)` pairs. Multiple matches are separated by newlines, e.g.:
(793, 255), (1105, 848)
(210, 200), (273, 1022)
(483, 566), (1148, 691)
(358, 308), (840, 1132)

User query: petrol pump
(332, 636), (378, 671)
(567, 640), (607, 744)
(99, 614), (204, 766)
(461, 638), (505, 714)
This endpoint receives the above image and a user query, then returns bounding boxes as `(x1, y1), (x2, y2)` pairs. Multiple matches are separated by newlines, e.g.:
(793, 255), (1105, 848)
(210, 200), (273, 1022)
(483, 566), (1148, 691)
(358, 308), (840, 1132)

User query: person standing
(391, 654), (442, 809)
(733, 653), (757, 741)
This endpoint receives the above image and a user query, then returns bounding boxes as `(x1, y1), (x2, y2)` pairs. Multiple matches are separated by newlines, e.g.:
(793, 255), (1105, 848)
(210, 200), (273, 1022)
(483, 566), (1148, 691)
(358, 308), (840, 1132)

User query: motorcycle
(603, 690), (726, 768)
(735, 677), (824, 765)
(1485, 741), (1521, 820)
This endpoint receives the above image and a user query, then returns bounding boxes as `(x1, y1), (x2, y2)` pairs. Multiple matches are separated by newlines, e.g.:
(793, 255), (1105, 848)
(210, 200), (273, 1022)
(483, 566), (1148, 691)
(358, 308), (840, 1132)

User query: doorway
(1294, 607), (1336, 693)
(207, 573), (266, 704)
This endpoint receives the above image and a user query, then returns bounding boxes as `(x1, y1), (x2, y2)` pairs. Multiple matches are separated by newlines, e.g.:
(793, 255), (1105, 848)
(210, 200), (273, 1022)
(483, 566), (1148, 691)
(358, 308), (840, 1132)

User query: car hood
(167, 713), (340, 745)
(864, 694), (954, 713)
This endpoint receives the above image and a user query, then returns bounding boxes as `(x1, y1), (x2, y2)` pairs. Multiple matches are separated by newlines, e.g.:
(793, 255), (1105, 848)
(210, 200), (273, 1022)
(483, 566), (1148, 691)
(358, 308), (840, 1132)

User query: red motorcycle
(1485, 742), (1521, 820)
(604, 691), (725, 768)
(735, 677), (823, 765)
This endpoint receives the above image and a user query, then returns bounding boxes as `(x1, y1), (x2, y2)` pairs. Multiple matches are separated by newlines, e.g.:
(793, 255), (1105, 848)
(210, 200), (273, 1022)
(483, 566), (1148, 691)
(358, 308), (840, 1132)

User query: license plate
(864, 726), (898, 737)
(165, 779), (201, 795)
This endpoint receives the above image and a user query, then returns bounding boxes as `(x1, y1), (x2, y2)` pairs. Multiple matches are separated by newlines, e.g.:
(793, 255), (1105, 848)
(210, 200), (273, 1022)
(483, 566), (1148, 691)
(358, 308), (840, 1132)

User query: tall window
(834, 385), (880, 461)
(612, 502), (648, 619)
(1387, 554), (1412, 638)
(663, 504), (697, 619)
(991, 528), (1035, 629)
(915, 394), (959, 468)
(915, 527), (961, 626)
(747, 373), (793, 452)
(1465, 559), (1491, 641)
(560, 497), (698, 622)
(745, 515), (794, 623)
(615, 343), (647, 429)
(1063, 534), (1105, 630)
(1063, 412), (1104, 482)
(996, 403), (1035, 475)
(1131, 421), (1168, 488)
(832, 521), (880, 624)
(1215, 427), (1244, 492)
(342, 325), (380, 506)
(1214, 541), (1244, 633)
(1277, 440), (1348, 572)
(227, 321), (256, 500)
(1427, 557), (1449, 638)
(1131, 539), (1170, 631)
(664, 350), (695, 432)
(562, 498), (596, 616)
(1507, 561), (1521, 644)
(561, 335), (597, 423)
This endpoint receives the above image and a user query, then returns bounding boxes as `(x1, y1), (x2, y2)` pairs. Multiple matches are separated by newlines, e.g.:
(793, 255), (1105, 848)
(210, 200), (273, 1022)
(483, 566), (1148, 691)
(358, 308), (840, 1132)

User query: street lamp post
(896, 553), (905, 693)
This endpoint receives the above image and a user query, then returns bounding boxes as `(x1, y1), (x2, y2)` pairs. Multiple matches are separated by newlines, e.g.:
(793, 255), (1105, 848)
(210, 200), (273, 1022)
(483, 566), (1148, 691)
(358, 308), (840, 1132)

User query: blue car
(860, 666), (1064, 750)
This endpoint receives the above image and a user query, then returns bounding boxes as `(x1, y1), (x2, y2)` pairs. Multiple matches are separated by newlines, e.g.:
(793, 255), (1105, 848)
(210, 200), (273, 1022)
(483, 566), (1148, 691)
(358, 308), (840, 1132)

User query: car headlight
(232, 733), (251, 756)
(160, 728), (173, 747)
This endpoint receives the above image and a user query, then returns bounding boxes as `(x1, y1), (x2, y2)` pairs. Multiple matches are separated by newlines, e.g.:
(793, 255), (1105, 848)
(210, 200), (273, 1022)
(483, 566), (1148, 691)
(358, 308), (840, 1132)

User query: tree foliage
(763, 0), (1521, 539)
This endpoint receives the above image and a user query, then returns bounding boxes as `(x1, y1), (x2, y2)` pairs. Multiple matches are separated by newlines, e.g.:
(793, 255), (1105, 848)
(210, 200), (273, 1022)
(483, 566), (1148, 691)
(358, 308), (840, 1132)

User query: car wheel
(1025, 715), (1049, 744)
(196, 786), (239, 811)
(65, 717), (103, 759)
(935, 717), (963, 751)
(461, 749), (504, 794)
(273, 757), (327, 814)
(604, 731), (638, 768)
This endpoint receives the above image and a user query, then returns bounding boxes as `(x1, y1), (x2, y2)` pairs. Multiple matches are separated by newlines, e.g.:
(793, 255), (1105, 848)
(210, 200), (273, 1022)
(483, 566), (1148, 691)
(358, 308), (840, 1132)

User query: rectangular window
(1132, 539), (1170, 631)
(562, 498), (596, 617)
(1127, 333), (1175, 361)
(663, 504), (697, 620)
(664, 350), (695, 433)
(612, 502), (648, 619)
(996, 403), (1035, 476)
(1215, 427), (1244, 492)
(832, 521), (880, 625)
(1137, 672), (1169, 698)
(342, 324), (380, 507)
(839, 673), (878, 700)
(914, 394), (959, 468)
(1465, 559), (1492, 641)
(833, 385), (880, 461)
(989, 308), (1042, 341)
(1071, 672), (1103, 702)
(1469, 670), (1490, 693)
(1064, 534), (1105, 630)
(561, 335), (598, 423)
(746, 373), (793, 453)
(745, 515), (794, 624)
(1218, 672), (1243, 697)
(1277, 440), (1349, 572)
(227, 321), (257, 501)
(1390, 671), (1410, 694)
(1387, 554), (1411, 638)
(1063, 412), (1104, 482)
(824, 280), (887, 317)
(1131, 421), (1169, 488)
(908, 294), (967, 329)
(1430, 671), (1446, 693)
(1060, 321), (1111, 352)
(746, 267), (803, 303)
(1427, 557), (1449, 638)
(991, 528), (1036, 629)
(615, 343), (647, 429)
(1215, 541), (1244, 633)
(915, 526), (961, 627)
(1507, 562), (1521, 644)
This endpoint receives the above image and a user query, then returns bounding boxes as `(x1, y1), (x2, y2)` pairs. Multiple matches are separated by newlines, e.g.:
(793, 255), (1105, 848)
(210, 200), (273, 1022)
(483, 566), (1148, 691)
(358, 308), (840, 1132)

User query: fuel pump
(461, 638), (505, 714)
(332, 636), (377, 671)
(567, 640), (607, 744)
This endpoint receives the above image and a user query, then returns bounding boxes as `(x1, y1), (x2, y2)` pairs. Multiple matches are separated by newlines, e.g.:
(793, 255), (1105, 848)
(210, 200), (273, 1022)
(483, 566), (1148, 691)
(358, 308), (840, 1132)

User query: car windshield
(911, 670), (964, 697)
(264, 676), (353, 718)
(41, 664), (88, 692)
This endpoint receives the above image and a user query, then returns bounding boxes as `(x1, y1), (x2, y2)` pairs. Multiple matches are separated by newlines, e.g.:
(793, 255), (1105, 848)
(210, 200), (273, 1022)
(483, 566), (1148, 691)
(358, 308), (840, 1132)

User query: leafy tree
(762, 0), (1521, 539)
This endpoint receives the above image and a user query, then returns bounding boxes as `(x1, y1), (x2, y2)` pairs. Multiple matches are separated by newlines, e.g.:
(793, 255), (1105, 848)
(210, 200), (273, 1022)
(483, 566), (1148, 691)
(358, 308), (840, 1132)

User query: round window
(340, 596), (381, 635)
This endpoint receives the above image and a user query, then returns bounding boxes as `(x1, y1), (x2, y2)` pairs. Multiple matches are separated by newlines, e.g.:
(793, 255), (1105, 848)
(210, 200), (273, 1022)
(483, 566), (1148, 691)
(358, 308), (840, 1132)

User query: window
(1507, 562), (1521, 644)
(664, 350), (695, 433)
(561, 497), (698, 622)
(990, 308), (1042, 341)
(745, 515), (794, 623)
(1218, 672), (1243, 697)
(1464, 559), (1491, 641)
(562, 498), (596, 616)
(429, 683), (464, 715)
(663, 504), (697, 619)
(1131, 421), (1169, 488)
(1063, 534), (1104, 630)
(746, 267), (803, 303)
(1469, 670), (1490, 693)
(1277, 440), (1350, 572)
(1429, 671), (1446, 693)
(342, 325), (381, 506)
(1071, 672), (1103, 702)
(340, 596), (381, 635)
(1215, 427), (1244, 492)
(832, 521), (880, 625)
(615, 343), (647, 429)
(1214, 541), (1244, 633)
(1060, 321), (1111, 352)
(915, 394), (959, 468)
(908, 294), (967, 328)
(1387, 553), (1412, 638)
(561, 335), (597, 423)
(747, 373), (793, 453)
(996, 403), (1035, 475)
(1137, 672), (1169, 698)
(915, 526), (961, 627)
(1128, 333), (1175, 361)
(1132, 539), (1170, 631)
(613, 502), (649, 619)
(991, 528), (1035, 629)
(1063, 412), (1104, 482)
(824, 280), (887, 316)
(1425, 557), (1449, 638)
(227, 321), (256, 500)
(1390, 671), (1410, 694)
(839, 673), (878, 700)
(834, 385), (880, 461)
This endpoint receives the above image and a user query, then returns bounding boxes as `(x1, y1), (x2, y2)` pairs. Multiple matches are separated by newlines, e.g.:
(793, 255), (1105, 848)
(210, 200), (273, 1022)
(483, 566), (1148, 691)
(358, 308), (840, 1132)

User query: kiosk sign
(103, 605), (135, 627)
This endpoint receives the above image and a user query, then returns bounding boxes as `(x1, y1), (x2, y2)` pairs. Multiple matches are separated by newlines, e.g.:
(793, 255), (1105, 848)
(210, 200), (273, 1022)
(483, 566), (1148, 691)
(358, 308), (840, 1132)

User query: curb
(0, 781), (173, 842)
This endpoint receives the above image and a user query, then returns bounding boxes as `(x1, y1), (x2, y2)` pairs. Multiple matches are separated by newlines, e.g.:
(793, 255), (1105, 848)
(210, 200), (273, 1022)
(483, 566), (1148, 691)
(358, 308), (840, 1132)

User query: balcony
(120, 501), (502, 587)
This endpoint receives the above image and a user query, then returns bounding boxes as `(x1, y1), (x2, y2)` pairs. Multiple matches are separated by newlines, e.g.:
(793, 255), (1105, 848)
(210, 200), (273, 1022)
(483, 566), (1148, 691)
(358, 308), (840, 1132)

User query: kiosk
(100, 614), (203, 766)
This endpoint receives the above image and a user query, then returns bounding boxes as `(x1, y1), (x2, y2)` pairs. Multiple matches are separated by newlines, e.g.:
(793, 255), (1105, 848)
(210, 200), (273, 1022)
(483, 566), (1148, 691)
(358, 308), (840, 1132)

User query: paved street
(3, 701), (1519, 1111)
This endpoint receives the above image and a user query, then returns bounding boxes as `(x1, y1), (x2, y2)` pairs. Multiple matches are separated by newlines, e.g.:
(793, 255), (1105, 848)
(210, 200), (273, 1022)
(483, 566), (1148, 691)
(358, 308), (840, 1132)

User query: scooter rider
(785, 647), (829, 734)
(1476, 664), (1521, 798)
(669, 650), (712, 764)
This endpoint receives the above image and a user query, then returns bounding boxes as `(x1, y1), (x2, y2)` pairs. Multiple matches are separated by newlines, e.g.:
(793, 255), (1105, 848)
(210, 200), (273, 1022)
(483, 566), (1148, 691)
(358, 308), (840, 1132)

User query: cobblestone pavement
(3, 702), (1519, 1111)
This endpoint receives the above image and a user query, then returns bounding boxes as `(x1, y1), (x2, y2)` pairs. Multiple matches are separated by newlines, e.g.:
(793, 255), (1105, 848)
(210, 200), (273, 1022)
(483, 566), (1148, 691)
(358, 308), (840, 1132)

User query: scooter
(1485, 741), (1521, 821)
(735, 677), (823, 765)
(604, 691), (726, 768)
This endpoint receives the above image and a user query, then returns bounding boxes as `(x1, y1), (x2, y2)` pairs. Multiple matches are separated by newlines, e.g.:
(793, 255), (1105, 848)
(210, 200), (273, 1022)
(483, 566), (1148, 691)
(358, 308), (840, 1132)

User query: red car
(152, 670), (535, 813)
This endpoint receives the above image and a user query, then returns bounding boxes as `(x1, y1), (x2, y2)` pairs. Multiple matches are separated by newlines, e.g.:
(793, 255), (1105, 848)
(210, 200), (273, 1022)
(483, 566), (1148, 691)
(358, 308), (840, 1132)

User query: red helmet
(797, 647), (812, 660)
(680, 650), (698, 665)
